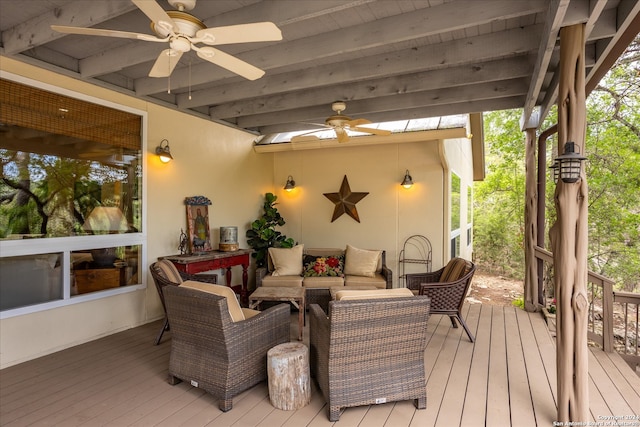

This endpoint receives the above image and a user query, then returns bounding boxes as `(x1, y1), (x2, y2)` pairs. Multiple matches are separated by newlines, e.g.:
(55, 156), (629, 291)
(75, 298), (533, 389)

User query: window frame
(0, 71), (148, 319)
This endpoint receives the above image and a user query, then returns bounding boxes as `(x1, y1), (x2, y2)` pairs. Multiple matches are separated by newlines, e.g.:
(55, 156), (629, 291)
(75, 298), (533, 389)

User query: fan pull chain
(167, 52), (172, 94)
(189, 60), (192, 100)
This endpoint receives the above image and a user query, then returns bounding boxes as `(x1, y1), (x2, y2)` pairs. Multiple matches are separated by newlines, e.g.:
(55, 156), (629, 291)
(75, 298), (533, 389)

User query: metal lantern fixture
(549, 160), (560, 184)
(401, 170), (413, 189)
(284, 175), (296, 191)
(155, 139), (173, 163)
(555, 142), (586, 183)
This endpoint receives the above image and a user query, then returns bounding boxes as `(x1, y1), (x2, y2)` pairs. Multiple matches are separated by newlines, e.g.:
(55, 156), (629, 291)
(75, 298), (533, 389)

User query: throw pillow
(344, 245), (381, 278)
(269, 244), (304, 276)
(303, 254), (345, 277)
(440, 257), (469, 282)
(155, 259), (183, 283)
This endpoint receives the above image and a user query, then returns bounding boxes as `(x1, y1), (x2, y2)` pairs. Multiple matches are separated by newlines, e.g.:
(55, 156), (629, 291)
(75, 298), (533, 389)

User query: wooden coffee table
(249, 287), (305, 341)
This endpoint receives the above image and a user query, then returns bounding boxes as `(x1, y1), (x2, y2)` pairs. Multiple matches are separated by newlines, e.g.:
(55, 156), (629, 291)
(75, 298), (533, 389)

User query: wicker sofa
(309, 294), (431, 421)
(256, 245), (392, 309)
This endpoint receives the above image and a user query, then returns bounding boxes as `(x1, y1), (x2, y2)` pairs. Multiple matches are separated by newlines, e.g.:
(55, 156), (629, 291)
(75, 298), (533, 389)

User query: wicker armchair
(309, 296), (431, 421)
(149, 259), (218, 345)
(406, 257), (476, 342)
(163, 284), (290, 412)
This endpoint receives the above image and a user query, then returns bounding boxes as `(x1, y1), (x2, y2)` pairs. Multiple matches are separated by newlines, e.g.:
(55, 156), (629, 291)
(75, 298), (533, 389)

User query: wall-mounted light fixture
(555, 142), (586, 183)
(155, 139), (173, 163)
(400, 170), (414, 189)
(284, 175), (296, 192)
(549, 160), (559, 184)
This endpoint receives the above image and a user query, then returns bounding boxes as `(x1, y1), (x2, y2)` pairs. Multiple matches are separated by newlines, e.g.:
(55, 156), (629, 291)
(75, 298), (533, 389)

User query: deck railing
(534, 246), (639, 371)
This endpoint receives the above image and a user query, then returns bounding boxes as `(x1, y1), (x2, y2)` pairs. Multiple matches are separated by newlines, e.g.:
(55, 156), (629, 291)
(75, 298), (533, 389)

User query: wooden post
(524, 127), (539, 312)
(549, 24), (589, 423)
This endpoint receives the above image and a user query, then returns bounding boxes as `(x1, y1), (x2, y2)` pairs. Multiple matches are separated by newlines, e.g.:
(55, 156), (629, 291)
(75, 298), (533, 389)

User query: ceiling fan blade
(51, 25), (162, 42)
(196, 22), (282, 45)
(149, 49), (183, 77)
(291, 133), (320, 143)
(132, 0), (179, 33)
(351, 126), (392, 136)
(335, 128), (350, 143)
(347, 118), (372, 127)
(196, 46), (264, 80)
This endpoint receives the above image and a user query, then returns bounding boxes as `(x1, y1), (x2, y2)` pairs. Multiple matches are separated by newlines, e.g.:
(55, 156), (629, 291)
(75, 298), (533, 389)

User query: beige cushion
(156, 259), (183, 283)
(262, 275), (304, 287)
(330, 285), (376, 300)
(269, 244), (304, 276)
(334, 288), (414, 301)
(302, 275), (344, 288)
(440, 257), (469, 283)
(242, 308), (261, 319)
(179, 280), (244, 322)
(343, 245), (381, 278)
(344, 273), (387, 288)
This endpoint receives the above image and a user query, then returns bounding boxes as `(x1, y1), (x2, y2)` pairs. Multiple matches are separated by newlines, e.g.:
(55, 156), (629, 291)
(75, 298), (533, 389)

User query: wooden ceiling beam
(256, 97), (524, 135)
(78, 0), (361, 78)
(176, 25), (541, 109)
(2, 0), (136, 55)
(239, 78), (528, 129)
(520, 0), (570, 130)
(133, 0), (547, 96)
(209, 56), (533, 120)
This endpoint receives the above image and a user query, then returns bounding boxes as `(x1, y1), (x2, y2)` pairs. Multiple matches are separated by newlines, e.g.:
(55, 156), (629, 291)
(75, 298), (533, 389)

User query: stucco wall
(0, 57), (272, 368)
(270, 139), (451, 285)
(0, 56), (476, 368)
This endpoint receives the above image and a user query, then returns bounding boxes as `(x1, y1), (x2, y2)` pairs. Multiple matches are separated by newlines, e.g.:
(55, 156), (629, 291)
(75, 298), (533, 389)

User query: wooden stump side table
(249, 287), (305, 341)
(267, 342), (311, 411)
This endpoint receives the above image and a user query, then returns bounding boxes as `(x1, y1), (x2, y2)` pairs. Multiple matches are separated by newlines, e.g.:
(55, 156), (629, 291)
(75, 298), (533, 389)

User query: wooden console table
(160, 249), (253, 305)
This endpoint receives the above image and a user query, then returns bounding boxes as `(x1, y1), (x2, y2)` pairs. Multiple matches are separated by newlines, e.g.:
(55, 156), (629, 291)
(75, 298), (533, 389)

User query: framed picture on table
(185, 195), (212, 254)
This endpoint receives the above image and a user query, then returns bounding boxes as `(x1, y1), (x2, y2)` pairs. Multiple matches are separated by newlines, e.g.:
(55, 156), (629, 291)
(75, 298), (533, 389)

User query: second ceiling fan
(292, 101), (391, 143)
(51, 0), (282, 81)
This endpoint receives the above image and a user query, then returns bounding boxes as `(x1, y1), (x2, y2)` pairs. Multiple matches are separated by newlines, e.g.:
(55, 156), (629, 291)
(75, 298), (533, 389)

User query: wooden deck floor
(1, 304), (638, 426)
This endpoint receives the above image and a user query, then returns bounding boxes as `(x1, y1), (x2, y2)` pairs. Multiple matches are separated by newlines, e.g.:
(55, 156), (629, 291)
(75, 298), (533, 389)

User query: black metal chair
(149, 259), (218, 344)
(405, 257), (476, 342)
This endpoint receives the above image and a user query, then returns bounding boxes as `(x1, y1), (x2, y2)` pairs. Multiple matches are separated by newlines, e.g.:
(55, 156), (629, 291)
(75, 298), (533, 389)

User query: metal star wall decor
(323, 175), (369, 223)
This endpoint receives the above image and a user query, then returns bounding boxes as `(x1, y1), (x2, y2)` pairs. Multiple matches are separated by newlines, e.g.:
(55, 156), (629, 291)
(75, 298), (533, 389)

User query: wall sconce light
(555, 142), (586, 183)
(401, 170), (414, 189)
(284, 175), (296, 192)
(549, 160), (559, 184)
(155, 139), (173, 163)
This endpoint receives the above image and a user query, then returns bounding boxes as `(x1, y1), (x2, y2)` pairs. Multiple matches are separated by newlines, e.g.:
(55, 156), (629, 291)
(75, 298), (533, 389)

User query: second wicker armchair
(405, 257), (476, 342)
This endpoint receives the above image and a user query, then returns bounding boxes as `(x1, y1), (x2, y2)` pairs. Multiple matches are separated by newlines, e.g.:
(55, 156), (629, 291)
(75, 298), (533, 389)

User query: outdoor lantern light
(155, 139), (173, 163)
(555, 141), (586, 183)
(401, 170), (414, 189)
(284, 175), (296, 191)
(549, 160), (560, 184)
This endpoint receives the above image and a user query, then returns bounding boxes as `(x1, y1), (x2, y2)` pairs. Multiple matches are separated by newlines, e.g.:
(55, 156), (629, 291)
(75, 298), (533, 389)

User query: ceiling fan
(51, 0), (282, 81)
(291, 101), (391, 143)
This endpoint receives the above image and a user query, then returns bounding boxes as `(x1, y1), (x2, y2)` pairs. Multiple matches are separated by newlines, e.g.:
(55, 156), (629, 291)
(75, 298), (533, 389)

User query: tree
(246, 193), (295, 268)
(474, 36), (639, 293)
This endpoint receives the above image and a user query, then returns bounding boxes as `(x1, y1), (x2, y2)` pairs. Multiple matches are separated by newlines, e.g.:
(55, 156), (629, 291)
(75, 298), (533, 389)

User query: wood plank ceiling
(1, 0), (638, 137)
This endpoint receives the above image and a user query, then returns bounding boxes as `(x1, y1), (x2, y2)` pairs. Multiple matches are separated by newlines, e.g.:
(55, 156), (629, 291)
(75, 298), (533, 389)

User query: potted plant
(246, 193), (295, 268)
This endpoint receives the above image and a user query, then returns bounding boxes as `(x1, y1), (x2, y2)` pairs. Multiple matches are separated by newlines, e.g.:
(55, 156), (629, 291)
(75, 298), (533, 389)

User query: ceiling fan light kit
(51, 0), (282, 81)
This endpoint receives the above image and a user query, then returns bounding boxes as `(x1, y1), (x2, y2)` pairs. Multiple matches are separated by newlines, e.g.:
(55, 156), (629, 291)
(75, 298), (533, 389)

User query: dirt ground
(467, 269), (525, 306)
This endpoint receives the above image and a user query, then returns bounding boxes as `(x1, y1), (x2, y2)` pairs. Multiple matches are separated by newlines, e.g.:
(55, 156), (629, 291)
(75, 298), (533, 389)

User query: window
(467, 185), (473, 247)
(0, 75), (145, 314)
(450, 173), (461, 258)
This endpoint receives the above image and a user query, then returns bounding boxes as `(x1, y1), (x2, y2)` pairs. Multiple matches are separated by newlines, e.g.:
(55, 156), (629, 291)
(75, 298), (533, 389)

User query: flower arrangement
(548, 298), (557, 314)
